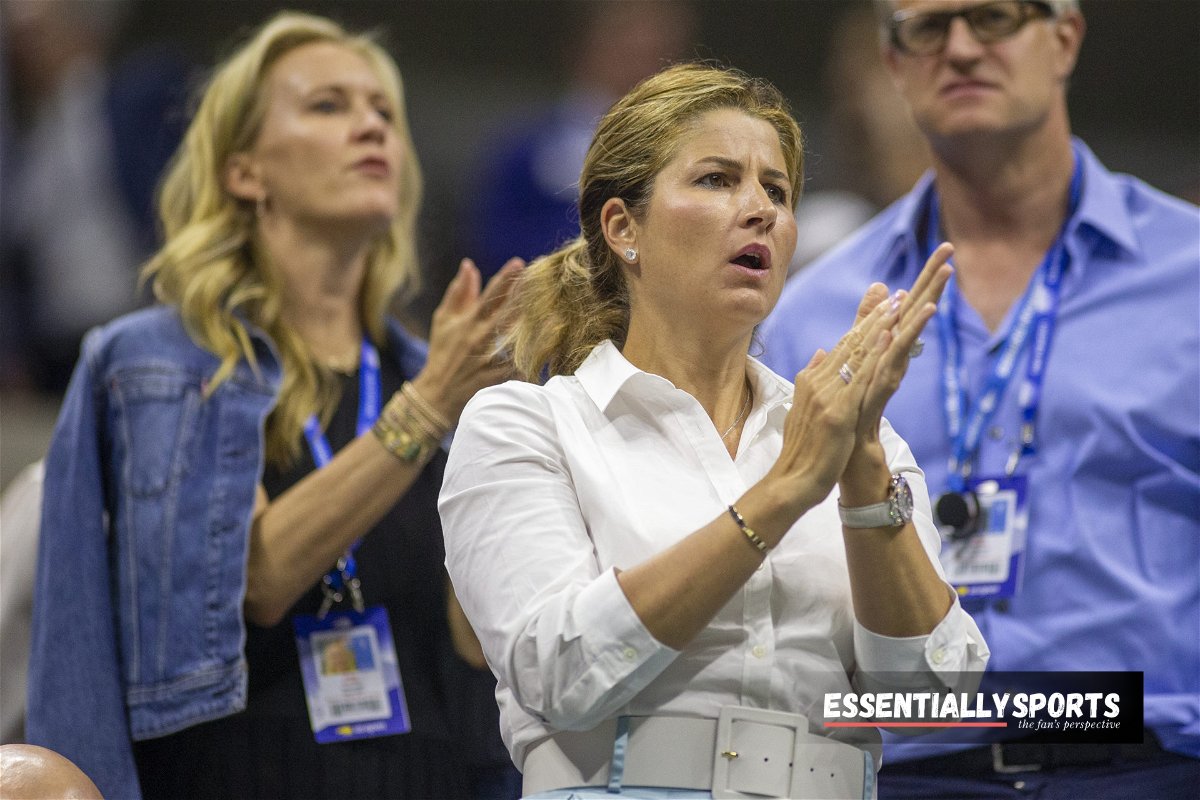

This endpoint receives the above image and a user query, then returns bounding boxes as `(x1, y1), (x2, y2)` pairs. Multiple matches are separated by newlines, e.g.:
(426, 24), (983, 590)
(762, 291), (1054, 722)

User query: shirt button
(622, 647), (637, 661)
(751, 645), (767, 659)
(930, 648), (946, 665)
(989, 426), (1005, 441)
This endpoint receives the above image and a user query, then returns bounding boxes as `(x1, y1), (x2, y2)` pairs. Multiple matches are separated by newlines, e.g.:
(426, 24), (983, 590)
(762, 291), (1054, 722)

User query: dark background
(118, 0), (1200, 317)
(2, 0), (1197, 488)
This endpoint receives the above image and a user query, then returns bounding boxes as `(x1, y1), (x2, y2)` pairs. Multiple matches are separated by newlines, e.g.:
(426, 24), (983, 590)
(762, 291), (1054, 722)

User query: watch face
(891, 475), (914, 523)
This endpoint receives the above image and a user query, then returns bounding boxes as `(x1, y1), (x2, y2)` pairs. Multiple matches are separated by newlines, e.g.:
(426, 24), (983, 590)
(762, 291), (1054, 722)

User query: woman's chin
(726, 292), (772, 328)
(309, 206), (396, 238)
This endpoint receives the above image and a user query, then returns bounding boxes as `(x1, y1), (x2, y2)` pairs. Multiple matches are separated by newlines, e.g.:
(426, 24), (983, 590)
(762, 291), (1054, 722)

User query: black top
(134, 351), (472, 800)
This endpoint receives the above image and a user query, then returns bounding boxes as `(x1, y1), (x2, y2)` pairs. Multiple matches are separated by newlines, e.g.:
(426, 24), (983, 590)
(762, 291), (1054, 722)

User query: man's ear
(1052, 9), (1086, 83)
(223, 152), (264, 202)
(881, 41), (905, 91)
(600, 197), (638, 262)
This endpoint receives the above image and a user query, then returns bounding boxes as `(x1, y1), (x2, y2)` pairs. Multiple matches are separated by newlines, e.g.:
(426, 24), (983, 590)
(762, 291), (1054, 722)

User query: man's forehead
(891, 0), (1000, 13)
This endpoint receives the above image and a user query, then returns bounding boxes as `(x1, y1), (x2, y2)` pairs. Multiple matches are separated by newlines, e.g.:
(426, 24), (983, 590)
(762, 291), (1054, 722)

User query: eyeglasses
(889, 1), (1055, 56)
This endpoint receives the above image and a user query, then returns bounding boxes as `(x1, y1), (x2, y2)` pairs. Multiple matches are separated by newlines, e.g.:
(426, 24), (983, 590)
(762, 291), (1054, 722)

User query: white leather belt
(522, 707), (872, 799)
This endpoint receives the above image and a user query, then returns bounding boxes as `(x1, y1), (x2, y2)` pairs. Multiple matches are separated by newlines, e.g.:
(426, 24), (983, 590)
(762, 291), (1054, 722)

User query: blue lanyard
(302, 339), (381, 585)
(928, 151), (1083, 492)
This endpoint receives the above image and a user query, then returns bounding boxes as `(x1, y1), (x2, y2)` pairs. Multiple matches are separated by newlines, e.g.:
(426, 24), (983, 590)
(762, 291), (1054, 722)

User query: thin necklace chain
(720, 380), (752, 441)
(322, 356), (359, 374)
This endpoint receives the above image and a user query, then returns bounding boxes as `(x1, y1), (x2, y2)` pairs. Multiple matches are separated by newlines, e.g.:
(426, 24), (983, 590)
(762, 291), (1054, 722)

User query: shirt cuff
(577, 567), (679, 678)
(853, 589), (988, 690)
(524, 567), (679, 729)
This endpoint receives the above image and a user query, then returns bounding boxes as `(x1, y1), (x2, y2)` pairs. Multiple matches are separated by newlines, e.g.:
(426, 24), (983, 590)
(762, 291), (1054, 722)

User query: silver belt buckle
(711, 706), (865, 799)
(991, 742), (1043, 774)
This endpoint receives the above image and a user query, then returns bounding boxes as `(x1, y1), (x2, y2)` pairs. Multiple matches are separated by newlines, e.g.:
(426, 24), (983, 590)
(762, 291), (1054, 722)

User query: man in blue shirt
(761, 1), (1199, 797)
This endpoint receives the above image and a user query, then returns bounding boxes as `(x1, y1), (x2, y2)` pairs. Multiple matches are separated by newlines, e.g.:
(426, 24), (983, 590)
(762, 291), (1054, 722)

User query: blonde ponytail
(505, 237), (628, 381)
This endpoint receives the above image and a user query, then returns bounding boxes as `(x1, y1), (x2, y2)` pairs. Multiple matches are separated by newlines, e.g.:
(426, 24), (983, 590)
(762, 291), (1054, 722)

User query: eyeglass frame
(887, 0), (1058, 56)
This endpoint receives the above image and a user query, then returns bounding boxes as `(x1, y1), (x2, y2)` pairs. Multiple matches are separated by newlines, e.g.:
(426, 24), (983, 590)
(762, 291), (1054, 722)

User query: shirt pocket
(109, 367), (204, 499)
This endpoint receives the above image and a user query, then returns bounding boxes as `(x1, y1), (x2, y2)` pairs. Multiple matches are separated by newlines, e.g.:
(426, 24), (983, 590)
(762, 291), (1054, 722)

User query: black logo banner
(820, 671), (1143, 744)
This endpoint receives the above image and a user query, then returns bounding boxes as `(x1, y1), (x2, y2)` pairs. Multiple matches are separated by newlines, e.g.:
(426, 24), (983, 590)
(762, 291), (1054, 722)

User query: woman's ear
(600, 197), (639, 263)
(223, 152), (264, 203)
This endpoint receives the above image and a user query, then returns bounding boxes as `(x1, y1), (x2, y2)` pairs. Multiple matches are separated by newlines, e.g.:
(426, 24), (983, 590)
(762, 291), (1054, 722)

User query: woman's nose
(741, 183), (778, 231)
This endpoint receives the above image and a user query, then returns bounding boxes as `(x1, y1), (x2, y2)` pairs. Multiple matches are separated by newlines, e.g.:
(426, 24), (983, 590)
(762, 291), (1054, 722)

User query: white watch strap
(837, 500), (895, 529)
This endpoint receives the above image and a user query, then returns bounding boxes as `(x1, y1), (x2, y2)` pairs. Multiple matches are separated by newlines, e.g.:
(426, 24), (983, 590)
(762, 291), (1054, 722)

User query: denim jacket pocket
(109, 366), (204, 499)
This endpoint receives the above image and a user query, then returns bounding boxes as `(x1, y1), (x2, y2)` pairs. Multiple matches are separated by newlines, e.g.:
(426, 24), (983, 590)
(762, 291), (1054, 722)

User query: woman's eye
(765, 184), (788, 204)
(699, 173), (729, 188)
(311, 99), (340, 113)
(375, 106), (394, 123)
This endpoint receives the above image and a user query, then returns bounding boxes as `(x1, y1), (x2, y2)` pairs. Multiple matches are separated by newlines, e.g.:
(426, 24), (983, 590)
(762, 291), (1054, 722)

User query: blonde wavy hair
(142, 11), (423, 466)
(504, 63), (803, 381)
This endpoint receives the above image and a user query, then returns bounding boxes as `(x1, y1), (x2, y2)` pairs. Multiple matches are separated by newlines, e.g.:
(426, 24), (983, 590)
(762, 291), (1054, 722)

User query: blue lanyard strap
(928, 149), (1083, 491)
(302, 339), (381, 598)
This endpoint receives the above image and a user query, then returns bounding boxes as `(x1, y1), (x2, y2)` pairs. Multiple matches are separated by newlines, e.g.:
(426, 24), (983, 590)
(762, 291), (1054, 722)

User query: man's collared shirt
(441, 340), (989, 768)
(761, 139), (1200, 758)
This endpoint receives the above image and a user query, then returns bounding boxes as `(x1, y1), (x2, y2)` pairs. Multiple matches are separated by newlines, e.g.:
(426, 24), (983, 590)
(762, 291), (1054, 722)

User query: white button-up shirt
(440, 341), (989, 768)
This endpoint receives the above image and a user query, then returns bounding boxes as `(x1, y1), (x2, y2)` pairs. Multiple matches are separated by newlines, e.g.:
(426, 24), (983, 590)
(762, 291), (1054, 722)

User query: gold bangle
(404, 406), (443, 443)
(372, 397), (437, 464)
(385, 391), (442, 442)
(727, 505), (770, 553)
(372, 417), (427, 463)
(402, 381), (451, 434)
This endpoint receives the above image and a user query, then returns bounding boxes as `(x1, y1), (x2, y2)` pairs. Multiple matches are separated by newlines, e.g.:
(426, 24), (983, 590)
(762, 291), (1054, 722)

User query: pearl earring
(624, 248), (638, 262)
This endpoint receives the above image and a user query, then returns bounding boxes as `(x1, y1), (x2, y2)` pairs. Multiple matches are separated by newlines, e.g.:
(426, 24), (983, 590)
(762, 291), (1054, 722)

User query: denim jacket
(26, 306), (427, 800)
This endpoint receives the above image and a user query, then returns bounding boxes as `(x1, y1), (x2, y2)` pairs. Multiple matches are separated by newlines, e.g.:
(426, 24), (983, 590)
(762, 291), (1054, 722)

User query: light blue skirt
(524, 788), (711, 800)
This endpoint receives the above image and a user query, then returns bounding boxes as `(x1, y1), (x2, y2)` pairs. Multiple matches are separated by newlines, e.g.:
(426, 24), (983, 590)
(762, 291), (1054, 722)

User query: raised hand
(764, 286), (908, 516)
(762, 243), (953, 518)
(410, 257), (524, 424)
(839, 242), (953, 490)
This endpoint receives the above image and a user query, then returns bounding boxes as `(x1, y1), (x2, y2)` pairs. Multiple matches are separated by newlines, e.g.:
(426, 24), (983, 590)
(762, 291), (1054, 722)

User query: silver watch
(838, 474), (914, 529)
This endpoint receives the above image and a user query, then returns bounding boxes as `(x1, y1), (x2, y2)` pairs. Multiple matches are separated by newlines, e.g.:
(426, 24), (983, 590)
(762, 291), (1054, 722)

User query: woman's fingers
(797, 247), (954, 452)
(907, 242), (951, 298)
(421, 258), (525, 419)
(854, 282), (890, 325)
(824, 244), (952, 391)
(477, 257), (525, 317)
(842, 311), (894, 401)
(893, 255), (951, 357)
(893, 299), (940, 363)
(823, 292), (899, 390)
(436, 258), (480, 315)
(856, 286), (943, 429)
(902, 242), (954, 318)
(434, 256), (526, 326)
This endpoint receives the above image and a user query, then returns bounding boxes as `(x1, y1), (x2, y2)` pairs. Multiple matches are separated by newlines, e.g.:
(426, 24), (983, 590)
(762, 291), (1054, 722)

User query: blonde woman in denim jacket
(26, 13), (520, 800)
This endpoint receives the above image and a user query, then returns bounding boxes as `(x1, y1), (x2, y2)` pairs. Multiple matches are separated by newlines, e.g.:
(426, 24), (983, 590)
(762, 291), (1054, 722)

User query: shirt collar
(574, 340), (662, 412)
(575, 339), (795, 424)
(884, 139), (1140, 284)
(878, 171), (939, 284)
(1068, 138), (1140, 263)
(746, 352), (794, 426)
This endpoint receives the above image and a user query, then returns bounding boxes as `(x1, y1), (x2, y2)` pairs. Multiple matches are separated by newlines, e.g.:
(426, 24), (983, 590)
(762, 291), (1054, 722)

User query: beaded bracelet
(401, 381), (451, 434)
(395, 390), (444, 443)
(727, 505), (771, 553)
(372, 394), (439, 464)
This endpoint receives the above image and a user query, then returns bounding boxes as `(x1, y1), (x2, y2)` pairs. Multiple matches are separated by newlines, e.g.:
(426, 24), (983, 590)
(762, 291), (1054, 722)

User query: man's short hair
(874, 0), (1082, 32)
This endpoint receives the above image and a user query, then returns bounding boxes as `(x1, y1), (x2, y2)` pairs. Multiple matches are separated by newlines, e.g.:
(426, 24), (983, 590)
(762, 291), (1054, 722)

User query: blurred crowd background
(2, 0), (1198, 492)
